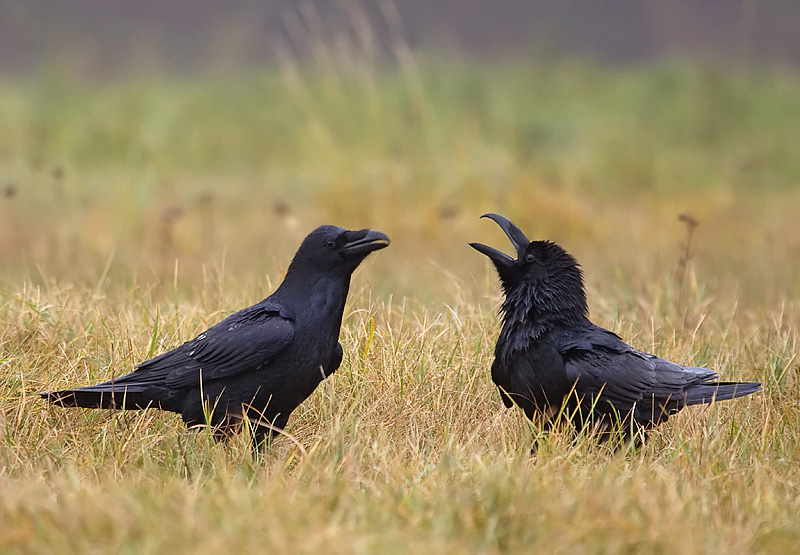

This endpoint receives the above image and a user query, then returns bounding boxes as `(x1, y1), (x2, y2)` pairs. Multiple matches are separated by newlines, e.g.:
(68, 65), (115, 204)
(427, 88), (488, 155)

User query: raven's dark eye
(325, 240), (337, 249)
(525, 253), (535, 263)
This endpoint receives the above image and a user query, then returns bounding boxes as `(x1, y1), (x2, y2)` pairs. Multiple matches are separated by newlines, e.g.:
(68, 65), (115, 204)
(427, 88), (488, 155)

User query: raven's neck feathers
(497, 266), (589, 360)
(274, 266), (352, 306)
(273, 249), (352, 309)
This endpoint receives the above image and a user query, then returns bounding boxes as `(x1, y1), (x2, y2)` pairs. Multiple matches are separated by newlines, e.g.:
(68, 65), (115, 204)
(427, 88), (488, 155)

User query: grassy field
(1, 59), (800, 553)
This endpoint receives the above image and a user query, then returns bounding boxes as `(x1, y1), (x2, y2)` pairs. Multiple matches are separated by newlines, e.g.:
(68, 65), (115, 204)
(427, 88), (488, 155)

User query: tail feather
(682, 381), (762, 406)
(41, 383), (156, 410)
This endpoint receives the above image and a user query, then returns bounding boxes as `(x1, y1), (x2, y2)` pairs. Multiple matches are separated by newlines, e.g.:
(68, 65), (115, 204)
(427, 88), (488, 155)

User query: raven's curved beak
(341, 229), (390, 259)
(469, 213), (530, 268)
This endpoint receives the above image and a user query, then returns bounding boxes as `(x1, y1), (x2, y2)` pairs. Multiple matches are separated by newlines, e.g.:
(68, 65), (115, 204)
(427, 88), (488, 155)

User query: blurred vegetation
(1, 59), (799, 553)
(1, 62), (799, 304)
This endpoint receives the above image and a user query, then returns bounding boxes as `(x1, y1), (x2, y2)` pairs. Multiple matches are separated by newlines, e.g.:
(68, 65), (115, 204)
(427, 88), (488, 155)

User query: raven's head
(290, 225), (390, 276)
(470, 213), (587, 324)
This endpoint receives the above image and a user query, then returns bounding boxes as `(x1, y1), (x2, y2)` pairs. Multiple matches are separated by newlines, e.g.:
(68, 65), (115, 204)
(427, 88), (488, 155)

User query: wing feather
(113, 300), (295, 390)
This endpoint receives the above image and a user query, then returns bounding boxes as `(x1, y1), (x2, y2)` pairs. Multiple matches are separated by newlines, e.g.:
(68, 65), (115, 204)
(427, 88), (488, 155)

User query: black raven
(43, 225), (389, 450)
(470, 213), (760, 444)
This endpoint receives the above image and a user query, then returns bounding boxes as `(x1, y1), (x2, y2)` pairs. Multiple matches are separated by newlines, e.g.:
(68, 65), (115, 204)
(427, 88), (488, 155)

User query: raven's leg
(211, 419), (239, 443)
(592, 415), (648, 452)
(621, 422), (648, 451)
(529, 418), (555, 454)
(205, 409), (243, 443)
(182, 409), (236, 443)
(250, 414), (290, 457)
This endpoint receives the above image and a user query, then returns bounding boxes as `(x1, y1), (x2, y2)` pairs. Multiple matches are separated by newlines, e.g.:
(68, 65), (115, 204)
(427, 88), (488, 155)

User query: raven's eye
(525, 253), (535, 263)
(325, 240), (336, 249)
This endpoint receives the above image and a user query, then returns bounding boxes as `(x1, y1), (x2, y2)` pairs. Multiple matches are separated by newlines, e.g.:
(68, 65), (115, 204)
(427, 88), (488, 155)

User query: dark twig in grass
(176, 433), (193, 481)
(160, 204), (184, 257)
(3, 182), (16, 199)
(676, 213), (700, 323)
(677, 213), (699, 289)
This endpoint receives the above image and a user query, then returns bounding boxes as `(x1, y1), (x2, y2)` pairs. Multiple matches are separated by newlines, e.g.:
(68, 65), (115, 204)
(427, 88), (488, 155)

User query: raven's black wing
(115, 300), (296, 390)
(559, 325), (719, 422)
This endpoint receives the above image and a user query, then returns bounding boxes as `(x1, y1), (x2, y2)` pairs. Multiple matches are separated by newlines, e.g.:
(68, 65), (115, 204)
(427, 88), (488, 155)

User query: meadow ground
(1, 60), (800, 553)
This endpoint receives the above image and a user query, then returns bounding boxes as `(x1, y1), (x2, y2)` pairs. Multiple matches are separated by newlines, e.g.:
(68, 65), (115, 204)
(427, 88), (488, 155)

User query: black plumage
(471, 213), (760, 444)
(42, 225), (389, 450)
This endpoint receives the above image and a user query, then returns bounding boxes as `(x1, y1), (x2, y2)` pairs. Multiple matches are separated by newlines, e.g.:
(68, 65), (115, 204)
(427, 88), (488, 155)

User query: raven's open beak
(469, 213), (530, 268)
(341, 229), (390, 259)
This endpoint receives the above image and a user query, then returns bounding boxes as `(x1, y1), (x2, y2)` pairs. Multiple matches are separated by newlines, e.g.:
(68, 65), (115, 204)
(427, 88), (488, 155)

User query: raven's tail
(683, 381), (762, 407)
(41, 383), (156, 410)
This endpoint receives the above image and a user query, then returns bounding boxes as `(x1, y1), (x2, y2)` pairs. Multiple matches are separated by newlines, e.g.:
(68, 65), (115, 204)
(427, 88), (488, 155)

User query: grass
(1, 58), (800, 552)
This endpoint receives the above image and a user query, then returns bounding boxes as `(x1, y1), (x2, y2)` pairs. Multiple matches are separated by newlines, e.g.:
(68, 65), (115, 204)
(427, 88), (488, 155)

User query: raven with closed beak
(43, 225), (389, 451)
(471, 213), (760, 444)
